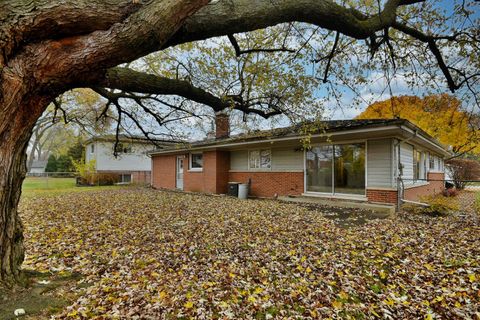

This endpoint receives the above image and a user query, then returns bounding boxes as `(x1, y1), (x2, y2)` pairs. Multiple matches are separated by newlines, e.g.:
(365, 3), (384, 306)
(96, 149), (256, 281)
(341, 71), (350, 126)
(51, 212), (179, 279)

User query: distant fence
(26, 172), (78, 178)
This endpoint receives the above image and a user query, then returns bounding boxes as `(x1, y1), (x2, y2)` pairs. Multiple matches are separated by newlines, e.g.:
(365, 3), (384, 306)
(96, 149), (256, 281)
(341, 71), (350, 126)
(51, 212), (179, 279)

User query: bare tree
(0, 0), (478, 287)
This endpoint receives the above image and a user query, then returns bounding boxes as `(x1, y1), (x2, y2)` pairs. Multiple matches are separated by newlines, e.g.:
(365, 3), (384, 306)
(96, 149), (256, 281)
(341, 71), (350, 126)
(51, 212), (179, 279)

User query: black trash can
(228, 182), (240, 197)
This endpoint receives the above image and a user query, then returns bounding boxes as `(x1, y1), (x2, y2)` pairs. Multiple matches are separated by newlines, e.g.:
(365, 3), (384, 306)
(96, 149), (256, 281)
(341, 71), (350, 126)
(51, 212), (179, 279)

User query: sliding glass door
(306, 146), (333, 193)
(306, 143), (366, 196)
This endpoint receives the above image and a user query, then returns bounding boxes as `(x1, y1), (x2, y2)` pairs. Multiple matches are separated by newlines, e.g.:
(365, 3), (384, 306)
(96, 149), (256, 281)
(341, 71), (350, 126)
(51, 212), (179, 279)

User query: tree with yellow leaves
(357, 94), (479, 156)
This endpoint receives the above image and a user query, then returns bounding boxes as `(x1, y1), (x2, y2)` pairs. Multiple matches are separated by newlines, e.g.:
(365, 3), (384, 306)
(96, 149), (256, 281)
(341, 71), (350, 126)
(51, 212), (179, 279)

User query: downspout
(148, 152), (153, 187)
(393, 127), (418, 211)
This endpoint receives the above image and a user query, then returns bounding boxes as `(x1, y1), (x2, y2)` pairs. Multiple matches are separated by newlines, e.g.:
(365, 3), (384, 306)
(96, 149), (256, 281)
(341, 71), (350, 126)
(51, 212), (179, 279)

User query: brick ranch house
(150, 115), (450, 205)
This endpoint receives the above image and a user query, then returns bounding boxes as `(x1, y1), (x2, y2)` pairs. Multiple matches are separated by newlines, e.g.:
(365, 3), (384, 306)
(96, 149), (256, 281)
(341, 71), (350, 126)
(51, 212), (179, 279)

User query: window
(190, 153), (203, 170)
(119, 174), (131, 183)
(114, 143), (132, 154)
(249, 149), (271, 169)
(413, 149), (421, 181)
(306, 143), (365, 195)
(423, 152), (427, 177)
(429, 153), (435, 170)
(90, 144), (95, 154)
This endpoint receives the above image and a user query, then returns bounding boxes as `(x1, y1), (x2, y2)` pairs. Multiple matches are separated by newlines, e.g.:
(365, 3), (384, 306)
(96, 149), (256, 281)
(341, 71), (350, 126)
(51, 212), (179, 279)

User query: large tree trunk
(0, 132), (29, 286)
(0, 67), (51, 286)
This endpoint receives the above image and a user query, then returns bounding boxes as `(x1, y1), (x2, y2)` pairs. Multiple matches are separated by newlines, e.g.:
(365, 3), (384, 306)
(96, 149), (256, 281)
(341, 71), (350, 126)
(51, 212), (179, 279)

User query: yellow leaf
(339, 291), (349, 300)
(379, 270), (387, 279)
(184, 301), (194, 309)
(67, 310), (78, 317)
(159, 291), (167, 300)
(468, 274), (476, 282)
(332, 300), (343, 309)
(254, 287), (264, 295)
(424, 263), (434, 271)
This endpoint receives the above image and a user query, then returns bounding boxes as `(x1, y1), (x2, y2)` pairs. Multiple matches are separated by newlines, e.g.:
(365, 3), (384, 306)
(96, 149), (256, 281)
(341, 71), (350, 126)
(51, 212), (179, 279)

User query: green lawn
(476, 192), (480, 213)
(22, 177), (127, 197)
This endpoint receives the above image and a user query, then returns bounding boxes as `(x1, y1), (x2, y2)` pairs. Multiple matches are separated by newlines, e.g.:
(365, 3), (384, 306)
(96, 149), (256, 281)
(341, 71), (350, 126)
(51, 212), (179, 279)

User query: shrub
(446, 158), (480, 190)
(405, 195), (459, 216)
(73, 159), (96, 185)
(93, 173), (120, 186)
(442, 188), (458, 197)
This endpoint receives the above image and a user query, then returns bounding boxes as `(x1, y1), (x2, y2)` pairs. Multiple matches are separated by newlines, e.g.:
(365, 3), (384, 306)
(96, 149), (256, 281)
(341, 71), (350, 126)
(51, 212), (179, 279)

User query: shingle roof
(31, 160), (47, 168)
(150, 118), (425, 153)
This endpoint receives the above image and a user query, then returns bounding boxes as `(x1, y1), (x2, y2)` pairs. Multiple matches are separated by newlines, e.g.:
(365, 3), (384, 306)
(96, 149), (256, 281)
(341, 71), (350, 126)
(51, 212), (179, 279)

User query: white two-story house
(85, 135), (176, 184)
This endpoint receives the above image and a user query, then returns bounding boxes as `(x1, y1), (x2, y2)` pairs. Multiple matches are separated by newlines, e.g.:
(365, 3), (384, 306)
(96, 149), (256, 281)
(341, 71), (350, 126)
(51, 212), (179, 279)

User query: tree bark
(0, 76), (51, 287)
(0, 0), (209, 288)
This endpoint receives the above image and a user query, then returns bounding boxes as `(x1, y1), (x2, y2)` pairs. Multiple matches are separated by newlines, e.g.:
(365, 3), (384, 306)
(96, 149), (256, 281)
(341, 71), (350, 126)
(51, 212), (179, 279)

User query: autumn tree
(0, 0), (478, 287)
(27, 89), (111, 170)
(357, 94), (480, 156)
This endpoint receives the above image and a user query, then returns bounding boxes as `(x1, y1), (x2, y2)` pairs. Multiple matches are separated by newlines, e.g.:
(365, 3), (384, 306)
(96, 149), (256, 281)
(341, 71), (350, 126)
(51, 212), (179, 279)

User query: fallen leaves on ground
(20, 189), (479, 319)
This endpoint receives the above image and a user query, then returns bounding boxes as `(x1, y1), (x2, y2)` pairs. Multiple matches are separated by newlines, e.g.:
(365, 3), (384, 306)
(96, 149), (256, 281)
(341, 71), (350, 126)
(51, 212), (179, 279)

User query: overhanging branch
(92, 68), (284, 119)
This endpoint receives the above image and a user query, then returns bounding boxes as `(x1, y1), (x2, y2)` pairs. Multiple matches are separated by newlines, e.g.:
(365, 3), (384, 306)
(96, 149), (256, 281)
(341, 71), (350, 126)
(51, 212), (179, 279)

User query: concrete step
(278, 195), (396, 215)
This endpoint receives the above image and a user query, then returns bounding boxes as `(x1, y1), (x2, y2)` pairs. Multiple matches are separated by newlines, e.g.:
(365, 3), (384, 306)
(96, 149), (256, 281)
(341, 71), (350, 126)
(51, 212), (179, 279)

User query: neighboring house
(150, 115), (450, 205)
(28, 160), (48, 175)
(85, 135), (176, 184)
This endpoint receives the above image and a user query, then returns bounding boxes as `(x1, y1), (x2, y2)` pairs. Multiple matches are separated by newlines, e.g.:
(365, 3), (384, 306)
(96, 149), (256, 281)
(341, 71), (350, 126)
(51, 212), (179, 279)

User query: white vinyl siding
(230, 147), (303, 171)
(230, 150), (249, 170)
(271, 147), (303, 171)
(400, 143), (414, 183)
(90, 142), (152, 171)
(367, 139), (392, 188)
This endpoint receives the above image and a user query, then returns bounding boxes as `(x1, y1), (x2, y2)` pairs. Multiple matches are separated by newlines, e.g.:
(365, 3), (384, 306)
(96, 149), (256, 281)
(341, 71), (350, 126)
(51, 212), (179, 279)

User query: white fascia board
(150, 125), (447, 156)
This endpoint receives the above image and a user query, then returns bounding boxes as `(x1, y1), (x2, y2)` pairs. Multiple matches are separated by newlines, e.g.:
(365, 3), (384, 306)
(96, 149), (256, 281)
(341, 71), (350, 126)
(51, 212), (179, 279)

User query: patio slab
(278, 195), (396, 215)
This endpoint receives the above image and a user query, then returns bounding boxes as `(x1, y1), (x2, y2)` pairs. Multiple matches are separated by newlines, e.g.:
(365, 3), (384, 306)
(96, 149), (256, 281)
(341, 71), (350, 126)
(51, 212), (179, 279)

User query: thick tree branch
(166, 0), (410, 50)
(92, 68), (283, 119)
(4, 0), (209, 94)
(0, 0), (141, 65)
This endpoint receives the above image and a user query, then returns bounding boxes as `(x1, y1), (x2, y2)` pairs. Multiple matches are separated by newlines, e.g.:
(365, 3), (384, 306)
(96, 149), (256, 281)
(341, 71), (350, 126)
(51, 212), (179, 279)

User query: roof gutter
(149, 125), (403, 155)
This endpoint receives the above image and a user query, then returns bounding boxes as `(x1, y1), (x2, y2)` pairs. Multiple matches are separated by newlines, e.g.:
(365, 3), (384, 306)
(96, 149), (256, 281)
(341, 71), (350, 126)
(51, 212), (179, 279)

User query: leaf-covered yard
(19, 189), (479, 319)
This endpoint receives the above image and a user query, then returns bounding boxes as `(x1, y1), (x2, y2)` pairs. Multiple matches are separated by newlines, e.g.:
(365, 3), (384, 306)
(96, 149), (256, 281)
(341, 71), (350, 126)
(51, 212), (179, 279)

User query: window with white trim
(413, 149), (421, 181)
(429, 153), (435, 170)
(249, 149), (271, 169)
(190, 153), (203, 170)
(119, 174), (131, 183)
(90, 144), (95, 154)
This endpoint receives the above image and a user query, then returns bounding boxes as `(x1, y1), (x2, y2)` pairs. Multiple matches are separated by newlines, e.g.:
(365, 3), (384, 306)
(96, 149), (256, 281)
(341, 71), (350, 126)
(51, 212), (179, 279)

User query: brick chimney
(215, 112), (230, 139)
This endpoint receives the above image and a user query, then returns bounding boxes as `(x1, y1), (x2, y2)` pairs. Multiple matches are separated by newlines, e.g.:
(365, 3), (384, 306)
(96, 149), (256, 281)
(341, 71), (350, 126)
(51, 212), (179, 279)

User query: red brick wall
(183, 151), (230, 193)
(404, 172), (445, 201)
(205, 150), (230, 193)
(131, 171), (151, 184)
(151, 154), (177, 189)
(228, 172), (304, 197)
(367, 189), (397, 204)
